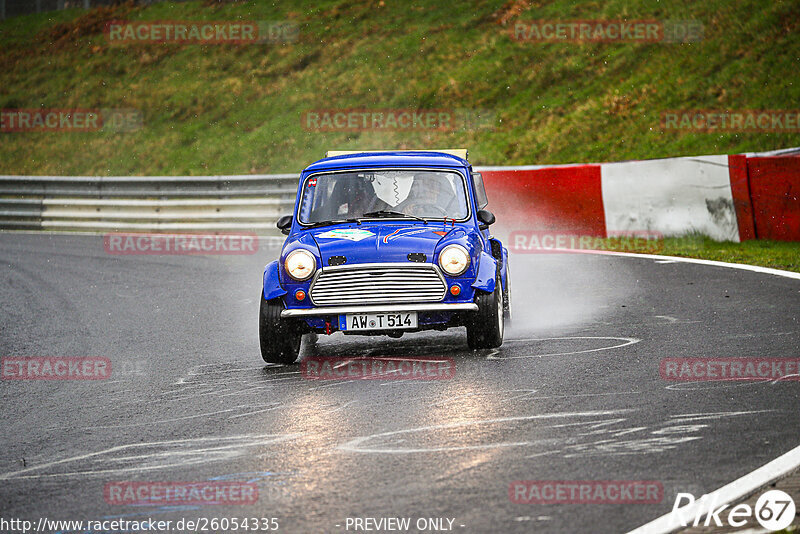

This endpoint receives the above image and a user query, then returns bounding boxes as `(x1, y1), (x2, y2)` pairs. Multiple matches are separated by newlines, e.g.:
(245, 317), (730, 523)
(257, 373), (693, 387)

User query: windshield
(298, 170), (469, 224)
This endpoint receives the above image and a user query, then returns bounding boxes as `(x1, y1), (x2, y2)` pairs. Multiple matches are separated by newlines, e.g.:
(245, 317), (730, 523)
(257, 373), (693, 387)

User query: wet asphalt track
(0, 233), (798, 534)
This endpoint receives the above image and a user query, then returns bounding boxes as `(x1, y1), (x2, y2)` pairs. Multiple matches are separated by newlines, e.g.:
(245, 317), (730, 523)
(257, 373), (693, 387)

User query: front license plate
(340, 312), (418, 331)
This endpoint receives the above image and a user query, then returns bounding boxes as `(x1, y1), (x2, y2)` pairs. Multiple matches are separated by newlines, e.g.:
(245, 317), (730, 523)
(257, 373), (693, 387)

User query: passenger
(342, 176), (384, 218)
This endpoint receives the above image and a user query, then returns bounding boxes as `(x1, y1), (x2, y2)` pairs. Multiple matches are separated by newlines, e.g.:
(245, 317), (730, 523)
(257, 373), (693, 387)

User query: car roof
(303, 151), (469, 173)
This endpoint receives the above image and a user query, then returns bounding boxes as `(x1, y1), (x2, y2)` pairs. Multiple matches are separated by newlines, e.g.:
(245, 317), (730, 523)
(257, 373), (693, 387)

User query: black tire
(466, 273), (504, 349)
(259, 294), (302, 364)
(503, 261), (512, 326)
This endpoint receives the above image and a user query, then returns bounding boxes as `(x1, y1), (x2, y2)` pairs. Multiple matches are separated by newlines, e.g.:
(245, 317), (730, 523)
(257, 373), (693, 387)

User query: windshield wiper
(306, 218), (361, 228)
(362, 210), (427, 223)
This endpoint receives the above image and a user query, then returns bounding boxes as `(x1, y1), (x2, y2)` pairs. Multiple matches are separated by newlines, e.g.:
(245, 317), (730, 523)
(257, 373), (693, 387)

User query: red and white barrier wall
(478, 150), (800, 242)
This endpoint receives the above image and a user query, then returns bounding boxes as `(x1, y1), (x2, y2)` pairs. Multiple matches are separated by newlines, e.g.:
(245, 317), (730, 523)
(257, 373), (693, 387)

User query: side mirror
(477, 209), (495, 229)
(276, 215), (293, 235)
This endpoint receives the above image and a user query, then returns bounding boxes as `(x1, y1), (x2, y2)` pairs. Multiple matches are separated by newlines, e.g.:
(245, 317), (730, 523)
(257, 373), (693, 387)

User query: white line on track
(0, 434), (303, 480)
(498, 336), (641, 359)
(83, 407), (243, 429)
(627, 443), (800, 534)
(523, 249), (800, 281)
(338, 410), (634, 454)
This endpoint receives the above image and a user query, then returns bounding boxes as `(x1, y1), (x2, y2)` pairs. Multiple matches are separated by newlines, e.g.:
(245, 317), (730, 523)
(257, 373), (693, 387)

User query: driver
(397, 173), (454, 217)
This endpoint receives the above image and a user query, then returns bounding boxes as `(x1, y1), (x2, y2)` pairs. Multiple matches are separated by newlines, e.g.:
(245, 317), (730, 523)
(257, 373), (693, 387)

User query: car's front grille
(309, 263), (447, 306)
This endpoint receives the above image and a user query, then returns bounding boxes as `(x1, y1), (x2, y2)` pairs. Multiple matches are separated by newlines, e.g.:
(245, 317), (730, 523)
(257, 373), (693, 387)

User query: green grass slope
(0, 0), (798, 175)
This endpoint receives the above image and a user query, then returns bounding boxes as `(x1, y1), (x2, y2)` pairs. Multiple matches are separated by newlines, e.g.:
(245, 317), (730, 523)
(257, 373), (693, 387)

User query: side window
(472, 171), (488, 209)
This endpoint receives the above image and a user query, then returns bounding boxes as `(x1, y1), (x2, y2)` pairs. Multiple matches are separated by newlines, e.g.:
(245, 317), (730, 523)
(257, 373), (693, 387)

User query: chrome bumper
(280, 302), (478, 318)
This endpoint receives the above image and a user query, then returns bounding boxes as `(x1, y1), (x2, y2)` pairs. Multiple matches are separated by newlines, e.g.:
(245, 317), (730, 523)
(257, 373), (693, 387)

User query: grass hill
(0, 0), (798, 175)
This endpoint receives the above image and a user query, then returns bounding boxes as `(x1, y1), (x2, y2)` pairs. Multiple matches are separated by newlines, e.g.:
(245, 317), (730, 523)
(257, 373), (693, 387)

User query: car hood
(309, 222), (455, 265)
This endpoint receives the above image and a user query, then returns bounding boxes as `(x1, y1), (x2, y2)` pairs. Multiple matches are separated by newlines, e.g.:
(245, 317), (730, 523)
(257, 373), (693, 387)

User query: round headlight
(438, 244), (470, 276)
(284, 249), (316, 281)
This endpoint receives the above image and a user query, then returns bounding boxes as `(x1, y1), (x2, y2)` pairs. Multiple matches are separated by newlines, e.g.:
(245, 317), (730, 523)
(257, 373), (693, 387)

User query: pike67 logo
(672, 489), (796, 531)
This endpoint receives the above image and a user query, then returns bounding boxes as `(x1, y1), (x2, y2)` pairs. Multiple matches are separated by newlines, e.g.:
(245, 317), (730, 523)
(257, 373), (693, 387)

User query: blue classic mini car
(259, 149), (510, 364)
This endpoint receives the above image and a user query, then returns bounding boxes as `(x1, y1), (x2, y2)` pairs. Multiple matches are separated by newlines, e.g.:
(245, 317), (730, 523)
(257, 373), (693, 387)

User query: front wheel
(466, 274), (504, 349)
(259, 294), (302, 364)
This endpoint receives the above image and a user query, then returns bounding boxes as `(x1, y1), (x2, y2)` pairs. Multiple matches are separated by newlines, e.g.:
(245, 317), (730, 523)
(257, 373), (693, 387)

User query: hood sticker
(382, 228), (430, 244)
(315, 228), (375, 241)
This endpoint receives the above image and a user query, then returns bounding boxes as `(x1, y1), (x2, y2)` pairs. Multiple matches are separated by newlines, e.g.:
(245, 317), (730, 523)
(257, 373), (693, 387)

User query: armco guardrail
(2, 148), (797, 239)
(0, 175), (298, 234)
